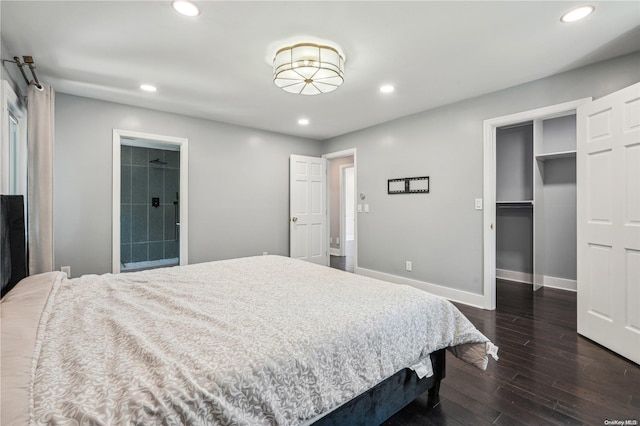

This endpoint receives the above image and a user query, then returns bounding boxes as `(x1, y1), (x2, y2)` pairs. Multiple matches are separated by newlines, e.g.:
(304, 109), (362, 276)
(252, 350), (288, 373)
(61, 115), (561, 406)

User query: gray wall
(496, 124), (533, 202)
(329, 156), (354, 250)
(496, 209), (532, 274)
(321, 52), (640, 295)
(542, 115), (576, 153)
(55, 94), (321, 276)
(543, 157), (576, 280)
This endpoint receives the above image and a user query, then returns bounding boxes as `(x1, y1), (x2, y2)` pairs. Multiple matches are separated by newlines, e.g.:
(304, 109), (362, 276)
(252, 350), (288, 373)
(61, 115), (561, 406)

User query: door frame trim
(339, 163), (354, 257)
(323, 148), (357, 270)
(112, 129), (189, 273)
(482, 98), (590, 309)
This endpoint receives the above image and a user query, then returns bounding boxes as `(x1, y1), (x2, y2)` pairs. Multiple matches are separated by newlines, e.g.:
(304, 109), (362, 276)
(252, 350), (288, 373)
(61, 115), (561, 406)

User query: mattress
(1, 255), (497, 425)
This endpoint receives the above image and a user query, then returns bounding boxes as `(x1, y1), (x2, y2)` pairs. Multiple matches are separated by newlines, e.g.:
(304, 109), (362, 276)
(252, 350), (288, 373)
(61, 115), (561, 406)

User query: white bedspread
(30, 256), (492, 425)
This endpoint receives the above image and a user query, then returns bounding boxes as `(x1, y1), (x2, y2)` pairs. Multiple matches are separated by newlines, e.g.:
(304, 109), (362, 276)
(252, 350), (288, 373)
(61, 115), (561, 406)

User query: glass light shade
(273, 43), (344, 95)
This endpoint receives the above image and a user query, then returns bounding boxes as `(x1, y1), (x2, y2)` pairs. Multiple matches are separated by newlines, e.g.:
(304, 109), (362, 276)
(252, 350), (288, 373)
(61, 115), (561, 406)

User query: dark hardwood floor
(380, 280), (640, 425)
(330, 240), (355, 273)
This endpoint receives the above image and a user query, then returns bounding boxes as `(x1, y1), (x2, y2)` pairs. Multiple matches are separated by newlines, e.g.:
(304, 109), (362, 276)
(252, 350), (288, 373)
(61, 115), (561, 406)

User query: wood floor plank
(508, 373), (608, 425)
(438, 382), (503, 424)
(491, 385), (583, 425)
(492, 412), (532, 426)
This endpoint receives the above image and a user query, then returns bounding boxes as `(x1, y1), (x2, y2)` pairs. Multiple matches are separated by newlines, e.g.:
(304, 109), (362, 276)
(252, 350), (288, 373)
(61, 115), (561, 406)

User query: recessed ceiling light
(140, 84), (157, 92)
(380, 85), (395, 93)
(560, 5), (594, 23)
(298, 118), (310, 126)
(172, 1), (200, 17)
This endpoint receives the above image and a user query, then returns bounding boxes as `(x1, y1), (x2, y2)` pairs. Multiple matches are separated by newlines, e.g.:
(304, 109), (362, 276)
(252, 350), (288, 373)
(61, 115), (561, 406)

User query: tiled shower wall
(121, 146), (180, 266)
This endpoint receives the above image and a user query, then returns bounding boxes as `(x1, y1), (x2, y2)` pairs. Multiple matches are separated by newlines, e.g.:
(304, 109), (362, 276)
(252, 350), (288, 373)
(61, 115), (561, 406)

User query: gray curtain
(27, 83), (55, 274)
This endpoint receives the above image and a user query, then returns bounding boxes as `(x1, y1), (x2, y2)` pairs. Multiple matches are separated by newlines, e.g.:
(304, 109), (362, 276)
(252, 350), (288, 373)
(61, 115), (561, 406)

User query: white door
(577, 82), (640, 364)
(290, 155), (328, 265)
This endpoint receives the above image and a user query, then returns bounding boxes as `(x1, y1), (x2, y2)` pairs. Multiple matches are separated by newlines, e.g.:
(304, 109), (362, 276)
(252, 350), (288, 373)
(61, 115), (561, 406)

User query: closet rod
(1, 56), (43, 90)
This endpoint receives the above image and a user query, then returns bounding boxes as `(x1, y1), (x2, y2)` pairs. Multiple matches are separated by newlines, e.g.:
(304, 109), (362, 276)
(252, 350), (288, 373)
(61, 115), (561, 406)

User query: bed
(1, 255), (497, 425)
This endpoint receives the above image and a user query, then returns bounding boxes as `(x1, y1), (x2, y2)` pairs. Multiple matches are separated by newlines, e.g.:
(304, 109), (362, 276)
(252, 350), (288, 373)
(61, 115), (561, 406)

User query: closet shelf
(496, 200), (533, 204)
(535, 150), (576, 161)
(496, 201), (534, 209)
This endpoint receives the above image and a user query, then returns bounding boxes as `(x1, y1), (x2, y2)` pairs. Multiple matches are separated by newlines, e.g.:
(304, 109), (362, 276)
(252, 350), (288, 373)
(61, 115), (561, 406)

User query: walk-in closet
(496, 114), (577, 292)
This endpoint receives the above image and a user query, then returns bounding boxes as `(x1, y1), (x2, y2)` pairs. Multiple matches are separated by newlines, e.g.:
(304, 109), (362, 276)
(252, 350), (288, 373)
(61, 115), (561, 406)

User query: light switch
(357, 204), (362, 213)
(364, 204), (370, 213)
(475, 198), (483, 210)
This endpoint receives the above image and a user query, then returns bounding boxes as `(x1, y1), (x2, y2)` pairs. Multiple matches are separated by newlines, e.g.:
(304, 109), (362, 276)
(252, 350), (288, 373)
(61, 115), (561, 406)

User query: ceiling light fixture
(298, 118), (310, 125)
(140, 84), (157, 92)
(172, 1), (200, 17)
(560, 5), (594, 23)
(380, 85), (395, 93)
(273, 42), (345, 95)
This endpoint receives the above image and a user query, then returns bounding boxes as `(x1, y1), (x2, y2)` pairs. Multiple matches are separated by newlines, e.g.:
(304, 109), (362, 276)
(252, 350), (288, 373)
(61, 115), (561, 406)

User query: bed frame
(312, 348), (446, 425)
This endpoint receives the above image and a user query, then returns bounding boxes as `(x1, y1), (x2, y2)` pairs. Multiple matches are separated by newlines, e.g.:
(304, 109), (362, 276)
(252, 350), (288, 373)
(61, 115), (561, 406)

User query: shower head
(149, 158), (168, 165)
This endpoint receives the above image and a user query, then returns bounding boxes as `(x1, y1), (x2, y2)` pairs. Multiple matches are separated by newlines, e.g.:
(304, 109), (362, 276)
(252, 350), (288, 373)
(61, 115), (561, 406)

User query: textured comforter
(30, 256), (494, 425)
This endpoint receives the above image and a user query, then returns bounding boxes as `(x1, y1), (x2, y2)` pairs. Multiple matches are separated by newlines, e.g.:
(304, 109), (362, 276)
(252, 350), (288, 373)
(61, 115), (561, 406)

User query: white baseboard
(329, 248), (341, 256)
(543, 275), (577, 292)
(351, 267), (576, 309)
(496, 269), (532, 284)
(355, 267), (485, 309)
(496, 269), (577, 292)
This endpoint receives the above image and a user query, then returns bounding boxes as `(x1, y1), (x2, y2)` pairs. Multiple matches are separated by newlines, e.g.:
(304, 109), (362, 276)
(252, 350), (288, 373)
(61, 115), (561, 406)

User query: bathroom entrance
(112, 130), (189, 273)
(120, 145), (180, 271)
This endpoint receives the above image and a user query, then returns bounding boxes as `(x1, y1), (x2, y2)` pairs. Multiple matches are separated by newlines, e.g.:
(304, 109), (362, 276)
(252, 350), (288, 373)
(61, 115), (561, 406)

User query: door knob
(291, 217), (298, 222)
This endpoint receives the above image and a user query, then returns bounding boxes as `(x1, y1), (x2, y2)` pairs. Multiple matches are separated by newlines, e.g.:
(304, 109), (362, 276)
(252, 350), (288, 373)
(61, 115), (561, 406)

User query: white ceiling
(2, 1), (639, 140)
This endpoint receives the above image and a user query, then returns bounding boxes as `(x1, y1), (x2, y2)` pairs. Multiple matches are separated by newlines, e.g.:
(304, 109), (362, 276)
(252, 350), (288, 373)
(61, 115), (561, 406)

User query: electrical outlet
(405, 261), (412, 272)
(61, 266), (71, 278)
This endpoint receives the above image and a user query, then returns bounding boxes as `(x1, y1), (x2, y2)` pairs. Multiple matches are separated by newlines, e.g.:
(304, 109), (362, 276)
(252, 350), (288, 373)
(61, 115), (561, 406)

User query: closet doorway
(112, 130), (189, 273)
(482, 98), (590, 310)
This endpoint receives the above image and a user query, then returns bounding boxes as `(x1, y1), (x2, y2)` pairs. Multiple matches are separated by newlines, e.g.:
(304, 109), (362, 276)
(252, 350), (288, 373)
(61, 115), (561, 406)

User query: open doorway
(112, 130), (189, 274)
(482, 98), (588, 310)
(325, 149), (356, 273)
